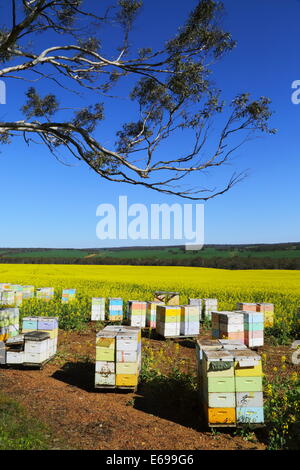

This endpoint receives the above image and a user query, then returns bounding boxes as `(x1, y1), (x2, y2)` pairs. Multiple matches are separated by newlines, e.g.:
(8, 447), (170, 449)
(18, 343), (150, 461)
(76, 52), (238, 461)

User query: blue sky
(0, 0), (299, 248)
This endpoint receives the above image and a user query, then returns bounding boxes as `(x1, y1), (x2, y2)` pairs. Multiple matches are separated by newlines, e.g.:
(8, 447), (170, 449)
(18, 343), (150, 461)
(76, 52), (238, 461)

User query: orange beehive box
(206, 407), (236, 425)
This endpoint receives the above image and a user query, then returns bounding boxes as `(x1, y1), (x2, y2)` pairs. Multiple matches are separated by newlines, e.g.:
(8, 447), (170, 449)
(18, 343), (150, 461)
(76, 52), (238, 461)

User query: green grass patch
(0, 392), (53, 450)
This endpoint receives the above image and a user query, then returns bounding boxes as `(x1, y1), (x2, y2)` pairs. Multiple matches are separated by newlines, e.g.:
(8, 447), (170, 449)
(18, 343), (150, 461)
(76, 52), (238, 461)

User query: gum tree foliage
(0, 0), (276, 200)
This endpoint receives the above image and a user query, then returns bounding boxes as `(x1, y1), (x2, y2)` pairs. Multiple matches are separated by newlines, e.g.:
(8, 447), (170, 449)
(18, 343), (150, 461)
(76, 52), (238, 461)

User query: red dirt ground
(0, 327), (298, 450)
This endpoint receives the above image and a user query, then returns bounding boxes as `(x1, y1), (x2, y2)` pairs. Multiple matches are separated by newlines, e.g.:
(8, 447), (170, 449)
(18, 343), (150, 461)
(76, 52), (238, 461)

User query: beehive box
(203, 299), (218, 321)
(23, 331), (52, 364)
(156, 305), (181, 337)
(234, 349), (264, 424)
(196, 339), (264, 427)
(95, 325), (141, 390)
(36, 287), (54, 302)
(21, 286), (35, 300)
(201, 350), (236, 425)
(108, 298), (123, 322)
(146, 301), (164, 328)
(180, 305), (200, 336)
(91, 297), (106, 321)
(218, 312), (244, 343)
(256, 303), (274, 328)
(22, 316), (58, 358)
(61, 289), (76, 303)
(127, 301), (147, 328)
(189, 299), (202, 319)
(0, 290), (15, 306)
(237, 302), (274, 328)
(0, 308), (19, 341)
(154, 291), (180, 305)
(242, 311), (264, 348)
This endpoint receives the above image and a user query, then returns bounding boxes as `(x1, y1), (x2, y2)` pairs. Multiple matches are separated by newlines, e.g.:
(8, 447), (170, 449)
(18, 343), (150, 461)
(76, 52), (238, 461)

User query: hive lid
(116, 331), (139, 340)
(23, 331), (50, 341)
(219, 340), (247, 350)
(232, 349), (261, 365)
(203, 349), (234, 362)
(196, 339), (222, 351)
(96, 330), (117, 338)
(154, 291), (179, 295)
(6, 334), (24, 346)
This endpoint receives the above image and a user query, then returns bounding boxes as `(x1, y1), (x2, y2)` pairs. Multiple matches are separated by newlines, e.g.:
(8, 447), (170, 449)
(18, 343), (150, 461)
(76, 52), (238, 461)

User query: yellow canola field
(0, 264), (299, 329)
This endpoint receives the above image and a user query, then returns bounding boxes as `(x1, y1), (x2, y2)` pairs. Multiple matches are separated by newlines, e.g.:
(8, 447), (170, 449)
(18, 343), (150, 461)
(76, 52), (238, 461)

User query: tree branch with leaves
(0, 0), (276, 200)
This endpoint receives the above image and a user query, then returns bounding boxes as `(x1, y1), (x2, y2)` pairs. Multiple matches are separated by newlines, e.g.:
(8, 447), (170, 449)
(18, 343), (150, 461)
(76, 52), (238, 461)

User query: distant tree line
(0, 256), (299, 270)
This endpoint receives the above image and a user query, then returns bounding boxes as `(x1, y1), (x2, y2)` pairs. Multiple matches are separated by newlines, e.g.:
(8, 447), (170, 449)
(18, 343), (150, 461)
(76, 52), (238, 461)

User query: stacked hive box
(196, 339), (264, 426)
(242, 311), (264, 348)
(0, 290), (15, 306)
(22, 316), (58, 358)
(108, 298), (123, 322)
(0, 283), (11, 290)
(23, 331), (52, 364)
(21, 286), (34, 300)
(91, 298), (106, 321)
(36, 287), (55, 302)
(236, 302), (274, 328)
(236, 302), (257, 312)
(0, 308), (19, 341)
(5, 338), (25, 365)
(116, 328), (141, 387)
(62, 289), (76, 303)
(189, 299), (202, 320)
(154, 291), (180, 305)
(8, 285), (22, 306)
(95, 326), (141, 389)
(202, 349), (236, 426)
(234, 349), (264, 424)
(95, 329), (116, 386)
(203, 299), (218, 321)
(156, 305), (181, 337)
(146, 301), (163, 328)
(180, 305), (200, 336)
(127, 301), (147, 327)
(212, 311), (264, 348)
(257, 303), (274, 328)
(4, 331), (53, 366)
(218, 312), (244, 343)
(211, 311), (221, 339)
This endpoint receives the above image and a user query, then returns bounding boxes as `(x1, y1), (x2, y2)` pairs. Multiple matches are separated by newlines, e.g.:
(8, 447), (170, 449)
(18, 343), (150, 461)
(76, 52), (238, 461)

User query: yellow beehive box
(96, 336), (115, 348)
(206, 407), (236, 424)
(234, 350), (262, 377)
(39, 328), (58, 339)
(116, 373), (138, 387)
(96, 347), (115, 362)
(234, 361), (262, 377)
(116, 362), (139, 375)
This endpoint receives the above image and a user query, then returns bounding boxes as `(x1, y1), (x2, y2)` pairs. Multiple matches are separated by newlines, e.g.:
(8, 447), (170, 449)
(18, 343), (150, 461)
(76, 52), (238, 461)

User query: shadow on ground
(133, 376), (207, 432)
(51, 361), (95, 392)
(52, 361), (137, 395)
(142, 329), (198, 349)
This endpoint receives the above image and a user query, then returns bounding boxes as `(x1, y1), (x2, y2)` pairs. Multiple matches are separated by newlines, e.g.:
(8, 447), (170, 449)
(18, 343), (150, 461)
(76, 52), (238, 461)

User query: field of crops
(0, 264), (299, 336)
(1, 263), (300, 450)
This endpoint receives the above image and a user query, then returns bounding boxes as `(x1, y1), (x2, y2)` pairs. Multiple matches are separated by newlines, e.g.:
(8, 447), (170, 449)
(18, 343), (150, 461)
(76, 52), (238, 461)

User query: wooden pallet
(20, 354), (56, 370)
(95, 385), (137, 392)
(155, 333), (199, 341)
(209, 422), (265, 429)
